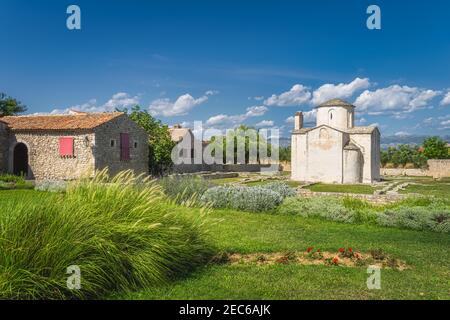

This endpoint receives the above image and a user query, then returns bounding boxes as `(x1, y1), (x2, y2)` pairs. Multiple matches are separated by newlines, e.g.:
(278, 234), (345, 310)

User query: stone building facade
(291, 99), (380, 184)
(0, 112), (148, 180)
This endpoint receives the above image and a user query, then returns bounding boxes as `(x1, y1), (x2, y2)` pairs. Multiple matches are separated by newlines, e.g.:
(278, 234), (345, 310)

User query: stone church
(291, 99), (380, 184)
(0, 111), (149, 180)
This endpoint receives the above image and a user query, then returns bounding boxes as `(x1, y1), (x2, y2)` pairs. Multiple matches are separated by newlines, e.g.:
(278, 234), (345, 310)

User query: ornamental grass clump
(158, 175), (214, 205)
(201, 185), (283, 212)
(0, 170), (213, 299)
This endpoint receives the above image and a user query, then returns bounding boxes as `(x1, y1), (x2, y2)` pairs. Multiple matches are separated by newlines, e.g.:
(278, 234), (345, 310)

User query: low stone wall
(381, 159), (450, 178)
(428, 160), (450, 178)
(171, 163), (277, 174)
(297, 188), (406, 205)
(380, 168), (428, 177)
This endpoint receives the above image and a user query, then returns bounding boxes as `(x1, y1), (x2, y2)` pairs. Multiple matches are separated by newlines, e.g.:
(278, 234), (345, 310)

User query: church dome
(315, 99), (355, 109)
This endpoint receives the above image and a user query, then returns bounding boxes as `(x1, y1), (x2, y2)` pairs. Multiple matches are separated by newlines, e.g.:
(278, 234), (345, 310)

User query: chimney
(294, 112), (303, 130)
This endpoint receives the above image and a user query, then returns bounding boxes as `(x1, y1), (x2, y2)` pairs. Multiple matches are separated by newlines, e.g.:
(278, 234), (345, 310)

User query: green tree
(119, 106), (176, 176)
(0, 93), (27, 116)
(422, 136), (448, 159)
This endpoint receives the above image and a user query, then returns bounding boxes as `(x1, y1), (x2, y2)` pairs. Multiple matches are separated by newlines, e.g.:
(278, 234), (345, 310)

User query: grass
(117, 208), (450, 300)
(400, 183), (450, 198)
(305, 183), (376, 194)
(0, 171), (213, 299)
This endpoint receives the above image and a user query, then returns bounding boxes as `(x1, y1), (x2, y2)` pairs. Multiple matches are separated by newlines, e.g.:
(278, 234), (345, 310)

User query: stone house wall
(0, 122), (9, 173)
(9, 131), (96, 180)
(93, 115), (149, 177)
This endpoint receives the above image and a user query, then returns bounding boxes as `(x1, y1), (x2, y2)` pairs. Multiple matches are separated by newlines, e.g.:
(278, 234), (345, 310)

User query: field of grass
(2, 186), (449, 300)
(398, 178), (450, 198)
(305, 183), (377, 194)
(118, 208), (450, 300)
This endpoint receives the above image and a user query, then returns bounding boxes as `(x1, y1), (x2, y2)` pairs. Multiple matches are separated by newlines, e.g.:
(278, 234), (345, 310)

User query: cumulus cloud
(255, 120), (274, 127)
(285, 110), (317, 125)
(206, 105), (268, 128)
(264, 84), (311, 107)
(394, 131), (410, 137)
(440, 119), (450, 129)
(149, 92), (211, 117)
(354, 85), (440, 115)
(311, 77), (370, 105)
(440, 90), (450, 106)
(50, 92), (140, 114)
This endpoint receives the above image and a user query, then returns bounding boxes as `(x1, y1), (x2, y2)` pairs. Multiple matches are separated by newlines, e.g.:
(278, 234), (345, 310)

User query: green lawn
(2, 189), (449, 300)
(305, 183), (376, 194)
(119, 208), (450, 300)
(400, 182), (450, 198)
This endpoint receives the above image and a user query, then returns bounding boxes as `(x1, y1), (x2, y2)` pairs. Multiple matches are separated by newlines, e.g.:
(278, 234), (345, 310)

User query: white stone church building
(291, 99), (380, 184)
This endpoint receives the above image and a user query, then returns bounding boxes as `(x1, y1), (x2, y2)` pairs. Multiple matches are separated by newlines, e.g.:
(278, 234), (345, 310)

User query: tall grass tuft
(0, 169), (213, 299)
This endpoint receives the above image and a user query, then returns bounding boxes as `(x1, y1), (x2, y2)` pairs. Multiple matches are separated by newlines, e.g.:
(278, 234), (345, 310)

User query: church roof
(0, 112), (124, 131)
(315, 99), (355, 109)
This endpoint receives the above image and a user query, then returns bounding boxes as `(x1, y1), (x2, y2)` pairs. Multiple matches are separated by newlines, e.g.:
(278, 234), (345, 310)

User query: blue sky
(1, 0), (449, 138)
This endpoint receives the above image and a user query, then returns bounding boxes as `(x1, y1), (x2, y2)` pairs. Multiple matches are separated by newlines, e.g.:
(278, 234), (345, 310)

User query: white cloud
(311, 77), (370, 105)
(206, 105), (268, 128)
(245, 105), (268, 117)
(264, 84), (311, 107)
(440, 90), (450, 106)
(149, 92), (209, 117)
(285, 110), (317, 125)
(394, 131), (410, 137)
(255, 120), (274, 127)
(50, 92), (140, 114)
(354, 85), (440, 115)
(440, 119), (450, 129)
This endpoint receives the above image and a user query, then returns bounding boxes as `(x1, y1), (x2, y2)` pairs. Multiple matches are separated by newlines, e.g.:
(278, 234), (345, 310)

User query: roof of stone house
(315, 98), (355, 109)
(0, 112), (124, 131)
(169, 126), (194, 143)
(293, 124), (378, 134)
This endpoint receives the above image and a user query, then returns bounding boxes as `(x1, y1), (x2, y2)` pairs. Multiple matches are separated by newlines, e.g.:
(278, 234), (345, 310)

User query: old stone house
(291, 99), (380, 184)
(0, 111), (149, 180)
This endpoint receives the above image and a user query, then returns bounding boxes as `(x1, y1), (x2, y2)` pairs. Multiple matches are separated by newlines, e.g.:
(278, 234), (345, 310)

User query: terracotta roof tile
(0, 112), (124, 131)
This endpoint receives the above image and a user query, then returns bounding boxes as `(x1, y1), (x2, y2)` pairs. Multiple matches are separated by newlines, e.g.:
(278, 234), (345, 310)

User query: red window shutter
(59, 137), (74, 157)
(120, 133), (130, 160)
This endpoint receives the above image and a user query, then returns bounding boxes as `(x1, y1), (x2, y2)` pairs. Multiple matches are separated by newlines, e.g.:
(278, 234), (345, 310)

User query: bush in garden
(0, 170), (213, 299)
(260, 182), (296, 198)
(377, 207), (450, 232)
(35, 180), (67, 193)
(201, 185), (283, 212)
(158, 175), (214, 205)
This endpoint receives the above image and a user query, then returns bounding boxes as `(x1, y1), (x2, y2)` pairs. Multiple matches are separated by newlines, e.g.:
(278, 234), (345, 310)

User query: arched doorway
(13, 143), (29, 177)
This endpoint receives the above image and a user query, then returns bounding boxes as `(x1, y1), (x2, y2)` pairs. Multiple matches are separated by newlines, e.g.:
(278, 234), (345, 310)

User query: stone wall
(0, 122), (9, 173)
(171, 163), (276, 174)
(94, 115), (149, 177)
(381, 159), (450, 178)
(9, 131), (95, 180)
(427, 160), (450, 178)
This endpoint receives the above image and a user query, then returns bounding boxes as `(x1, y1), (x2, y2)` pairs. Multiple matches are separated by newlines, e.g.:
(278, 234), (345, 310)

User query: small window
(59, 137), (74, 157)
(134, 142), (138, 148)
(330, 113), (333, 120)
(110, 139), (115, 147)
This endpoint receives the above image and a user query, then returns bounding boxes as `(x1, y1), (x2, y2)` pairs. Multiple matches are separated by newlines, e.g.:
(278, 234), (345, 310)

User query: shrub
(378, 207), (450, 232)
(35, 180), (67, 193)
(158, 175), (214, 205)
(277, 197), (356, 223)
(0, 170), (213, 299)
(201, 185), (283, 212)
(260, 182), (296, 198)
(0, 174), (26, 183)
